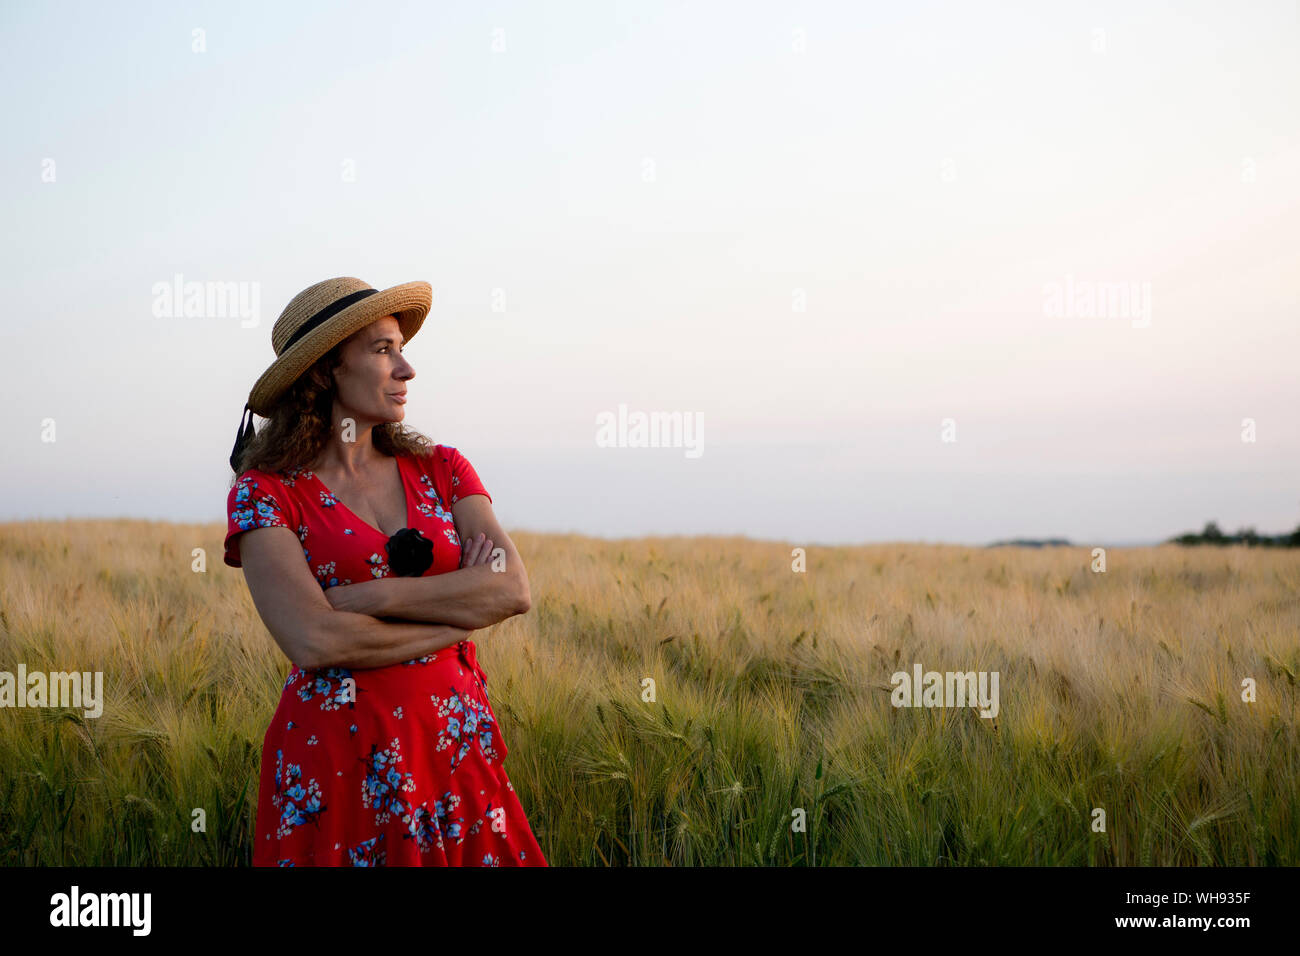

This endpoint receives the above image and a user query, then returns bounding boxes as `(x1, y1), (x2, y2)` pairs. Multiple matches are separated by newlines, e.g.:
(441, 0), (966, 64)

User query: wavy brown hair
(228, 339), (437, 487)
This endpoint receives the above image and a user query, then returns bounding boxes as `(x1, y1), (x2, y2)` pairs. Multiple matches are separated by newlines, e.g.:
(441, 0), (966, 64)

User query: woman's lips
(390, 393), (407, 404)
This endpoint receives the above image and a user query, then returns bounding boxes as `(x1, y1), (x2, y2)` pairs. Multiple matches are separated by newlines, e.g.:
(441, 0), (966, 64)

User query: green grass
(1, 521), (1297, 865)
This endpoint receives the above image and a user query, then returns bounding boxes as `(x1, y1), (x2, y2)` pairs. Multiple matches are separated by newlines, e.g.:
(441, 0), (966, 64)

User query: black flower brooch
(385, 527), (433, 577)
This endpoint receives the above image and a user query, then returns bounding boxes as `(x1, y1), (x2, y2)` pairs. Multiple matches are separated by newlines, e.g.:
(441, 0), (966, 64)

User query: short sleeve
(224, 470), (298, 568)
(441, 445), (491, 505)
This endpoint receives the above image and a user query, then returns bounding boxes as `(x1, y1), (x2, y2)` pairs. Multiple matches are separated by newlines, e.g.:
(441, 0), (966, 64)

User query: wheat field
(1, 519), (1297, 865)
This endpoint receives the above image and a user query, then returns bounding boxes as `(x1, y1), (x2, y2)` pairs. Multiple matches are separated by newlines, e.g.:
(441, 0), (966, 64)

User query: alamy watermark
(1043, 274), (1151, 328)
(595, 403), (703, 458)
(891, 663), (1000, 719)
(151, 273), (260, 327)
(50, 885), (150, 935)
(1, 665), (103, 718)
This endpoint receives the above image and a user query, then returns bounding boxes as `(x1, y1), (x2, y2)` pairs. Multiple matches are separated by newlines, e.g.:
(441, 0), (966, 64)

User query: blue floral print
(348, 834), (386, 866)
(289, 667), (357, 712)
(230, 476), (289, 533)
(429, 686), (502, 772)
(359, 737), (417, 827)
(271, 748), (326, 838)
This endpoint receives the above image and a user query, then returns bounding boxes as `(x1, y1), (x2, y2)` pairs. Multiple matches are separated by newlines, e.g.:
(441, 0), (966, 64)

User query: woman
(223, 276), (547, 866)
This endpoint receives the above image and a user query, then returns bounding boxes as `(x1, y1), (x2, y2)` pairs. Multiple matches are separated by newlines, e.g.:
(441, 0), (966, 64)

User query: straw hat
(230, 277), (432, 471)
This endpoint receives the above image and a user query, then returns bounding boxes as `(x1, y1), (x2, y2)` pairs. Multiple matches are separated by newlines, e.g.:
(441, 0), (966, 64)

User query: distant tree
(1171, 519), (1299, 548)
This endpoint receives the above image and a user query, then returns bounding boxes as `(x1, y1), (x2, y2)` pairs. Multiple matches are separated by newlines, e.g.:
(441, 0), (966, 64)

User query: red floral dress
(224, 444), (547, 867)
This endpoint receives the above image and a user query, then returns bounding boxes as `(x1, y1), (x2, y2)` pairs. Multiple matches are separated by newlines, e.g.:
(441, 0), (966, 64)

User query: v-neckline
(310, 453), (412, 539)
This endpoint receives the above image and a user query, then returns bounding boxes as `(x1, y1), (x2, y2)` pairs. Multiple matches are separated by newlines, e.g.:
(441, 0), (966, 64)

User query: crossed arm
(237, 495), (530, 670)
(321, 495), (531, 629)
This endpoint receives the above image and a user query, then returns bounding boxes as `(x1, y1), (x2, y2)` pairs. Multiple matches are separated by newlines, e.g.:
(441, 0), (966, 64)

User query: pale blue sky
(2, 0), (1297, 545)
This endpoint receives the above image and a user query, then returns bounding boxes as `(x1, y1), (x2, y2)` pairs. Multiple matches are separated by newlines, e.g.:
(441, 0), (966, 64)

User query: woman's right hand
(459, 531), (496, 569)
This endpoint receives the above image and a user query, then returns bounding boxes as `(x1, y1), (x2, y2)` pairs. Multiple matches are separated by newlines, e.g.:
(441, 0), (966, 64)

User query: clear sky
(2, 0), (1297, 546)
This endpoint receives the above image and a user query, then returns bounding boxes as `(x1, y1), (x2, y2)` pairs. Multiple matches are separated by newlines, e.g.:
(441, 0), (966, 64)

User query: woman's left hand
(324, 578), (389, 616)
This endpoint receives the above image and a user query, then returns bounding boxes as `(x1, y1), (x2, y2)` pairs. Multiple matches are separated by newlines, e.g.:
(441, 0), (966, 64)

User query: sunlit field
(1, 519), (1297, 865)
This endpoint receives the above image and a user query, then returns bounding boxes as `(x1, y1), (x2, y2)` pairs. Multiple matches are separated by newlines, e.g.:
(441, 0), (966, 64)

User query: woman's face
(330, 314), (414, 426)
